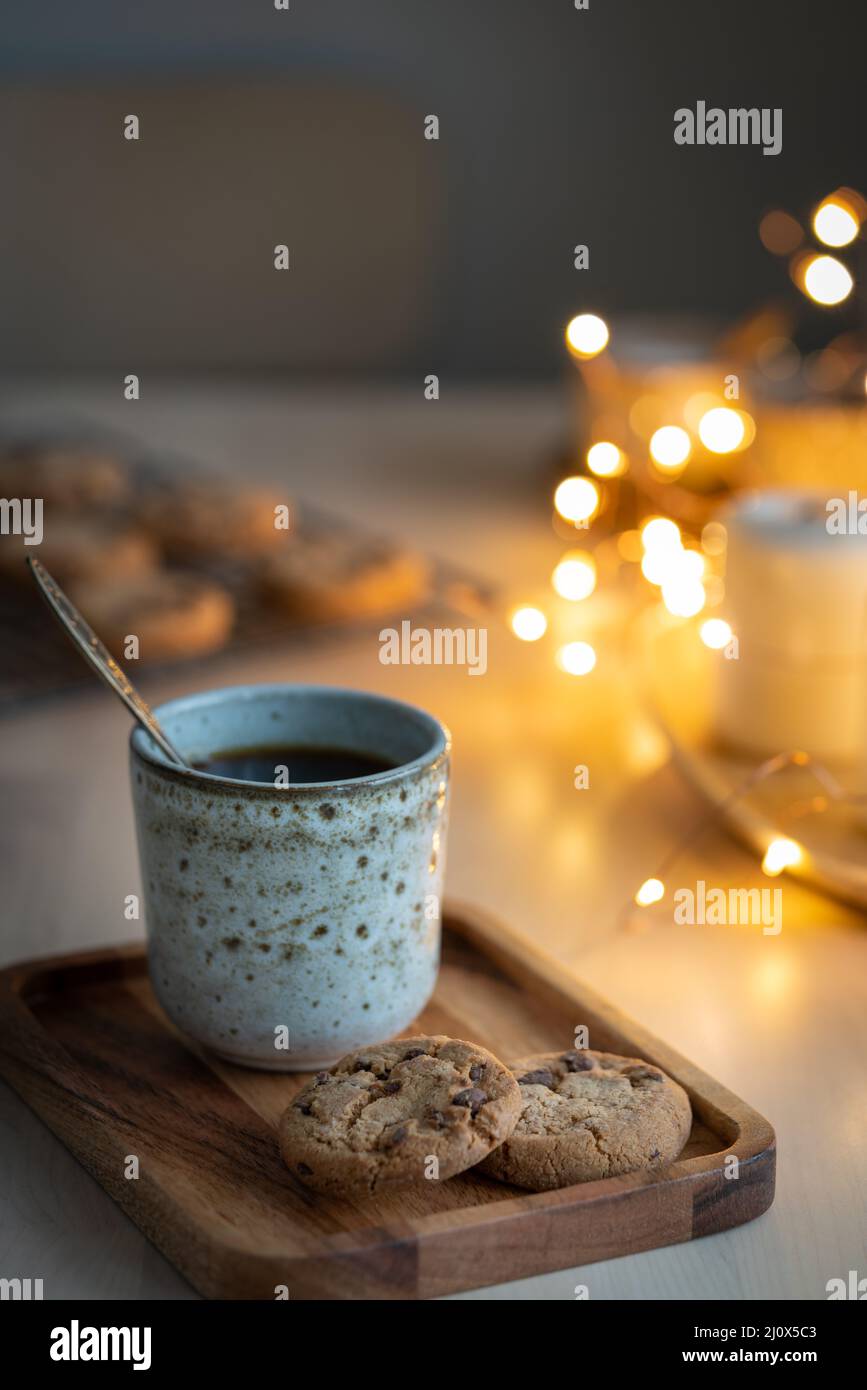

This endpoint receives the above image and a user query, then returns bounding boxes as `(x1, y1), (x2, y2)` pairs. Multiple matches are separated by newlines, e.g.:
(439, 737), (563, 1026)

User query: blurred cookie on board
(69, 572), (235, 662)
(0, 515), (156, 587)
(0, 446), (130, 510)
(143, 482), (289, 561)
(261, 533), (429, 622)
(479, 1049), (692, 1191)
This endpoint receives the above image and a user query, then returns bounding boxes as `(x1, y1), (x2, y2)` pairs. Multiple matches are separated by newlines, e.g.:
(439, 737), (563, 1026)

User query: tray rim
(0, 901), (776, 1297)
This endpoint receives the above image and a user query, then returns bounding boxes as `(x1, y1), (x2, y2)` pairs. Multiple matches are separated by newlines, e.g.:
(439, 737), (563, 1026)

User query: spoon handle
(27, 556), (187, 768)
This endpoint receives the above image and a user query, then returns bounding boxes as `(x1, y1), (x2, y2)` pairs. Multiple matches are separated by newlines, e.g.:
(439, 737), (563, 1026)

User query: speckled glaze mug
(129, 684), (450, 1070)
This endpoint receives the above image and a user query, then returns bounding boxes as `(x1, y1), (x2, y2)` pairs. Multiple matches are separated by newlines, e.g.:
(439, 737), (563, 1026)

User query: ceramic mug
(129, 684), (450, 1070)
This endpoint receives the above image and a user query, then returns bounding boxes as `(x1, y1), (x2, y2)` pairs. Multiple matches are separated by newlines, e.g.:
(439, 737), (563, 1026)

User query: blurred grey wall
(0, 0), (863, 377)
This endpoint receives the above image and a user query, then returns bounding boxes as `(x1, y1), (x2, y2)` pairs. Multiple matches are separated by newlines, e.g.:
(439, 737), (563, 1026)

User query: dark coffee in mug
(193, 744), (397, 784)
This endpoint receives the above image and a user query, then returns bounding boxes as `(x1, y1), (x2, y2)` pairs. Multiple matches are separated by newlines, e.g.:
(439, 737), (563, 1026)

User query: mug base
(209, 1048), (344, 1073)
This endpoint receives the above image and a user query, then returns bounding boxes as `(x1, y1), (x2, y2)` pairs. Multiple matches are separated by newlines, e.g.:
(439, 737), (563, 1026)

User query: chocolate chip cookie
(0, 446), (130, 510)
(69, 571), (235, 661)
(0, 515), (156, 586)
(478, 1049), (692, 1191)
(279, 1035), (522, 1196)
(260, 533), (429, 623)
(142, 481), (288, 560)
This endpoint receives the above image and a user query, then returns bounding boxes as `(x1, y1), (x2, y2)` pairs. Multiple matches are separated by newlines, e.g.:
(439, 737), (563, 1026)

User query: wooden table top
(1, 378), (865, 1301)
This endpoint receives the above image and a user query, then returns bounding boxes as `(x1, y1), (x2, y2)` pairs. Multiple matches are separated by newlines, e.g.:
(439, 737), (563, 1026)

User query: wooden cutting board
(0, 902), (775, 1300)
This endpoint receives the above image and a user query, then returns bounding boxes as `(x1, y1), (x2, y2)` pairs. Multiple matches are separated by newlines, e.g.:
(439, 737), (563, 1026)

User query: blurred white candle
(713, 489), (867, 763)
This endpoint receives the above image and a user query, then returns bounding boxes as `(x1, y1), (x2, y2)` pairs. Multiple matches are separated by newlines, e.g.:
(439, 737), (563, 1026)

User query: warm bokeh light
(635, 877), (664, 906)
(701, 521), (727, 556)
(557, 640), (597, 675)
(617, 529), (643, 563)
(683, 391), (724, 434)
(813, 198), (859, 248)
(802, 254), (854, 306)
(700, 618), (733, 649)
(510, 605), (547, 641)
(698, 407), (746, 454)
(641, 516), (681, 552)
(586, 441), (625, 477)
(641, 549), (678, 585)
(762, 838), (802, 877)
(649, 425), (691, 472)
(679, 549), (706, 580)
(565, 313), (609, 358)
(759, 208), (803, 256)
(552, 551), (597, 601)
(553, 475), (599, 524)
(661, 574), (706, 618)
(629, 393), (666, 439)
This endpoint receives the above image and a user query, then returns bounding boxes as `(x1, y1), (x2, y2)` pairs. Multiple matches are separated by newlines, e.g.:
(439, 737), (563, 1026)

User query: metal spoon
(26, 555), (188, 768)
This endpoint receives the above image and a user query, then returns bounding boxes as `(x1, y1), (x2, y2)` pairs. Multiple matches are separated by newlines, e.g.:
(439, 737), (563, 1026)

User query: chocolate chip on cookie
(519, 1068), (556, 1088)
(561, 1050), (594, 1072)
(382, 1124), (408, 1148)
(626, 1066), (664, 1084)
(451, 1087), (488, 1116)
(279, 1035), (522, 1196)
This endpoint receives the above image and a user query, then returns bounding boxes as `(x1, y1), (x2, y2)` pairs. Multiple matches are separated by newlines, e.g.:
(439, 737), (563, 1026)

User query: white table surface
(1, 378), (865, 1301)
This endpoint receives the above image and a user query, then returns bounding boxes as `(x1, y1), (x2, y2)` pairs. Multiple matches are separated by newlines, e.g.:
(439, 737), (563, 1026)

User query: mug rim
(129, 682), (451, 795)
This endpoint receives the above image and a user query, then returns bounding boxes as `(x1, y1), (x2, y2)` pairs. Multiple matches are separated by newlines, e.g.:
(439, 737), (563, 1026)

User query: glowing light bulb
(803, 254), (853, 306)
(698, 407), (746, 454)
(557, 641), (596, 676)
(552, 551), (597, 601)
(813, 199), (859, 248)
(762, 838), (802, 877)
(510, 606), (547, 641)
(554, 476), (599, 524)
(649, 425), (691, 472)
(565, 314), (609, 358)
(635, 878), (664, 906)
(700, 618), (733, 649)
(586, 441), (624, 477)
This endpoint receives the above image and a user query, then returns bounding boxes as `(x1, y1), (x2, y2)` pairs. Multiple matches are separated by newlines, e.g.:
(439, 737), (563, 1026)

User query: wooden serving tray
(0, 903), (775, 1300)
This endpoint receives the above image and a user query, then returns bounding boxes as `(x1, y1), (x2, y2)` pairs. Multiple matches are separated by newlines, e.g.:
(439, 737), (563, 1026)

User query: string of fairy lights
(505, 187), (866, 912)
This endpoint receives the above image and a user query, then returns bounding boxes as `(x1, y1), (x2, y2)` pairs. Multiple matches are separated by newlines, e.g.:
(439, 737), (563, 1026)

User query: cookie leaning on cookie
(478, 1049), (692, 1191)
(279, 1035), (522, 1196)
